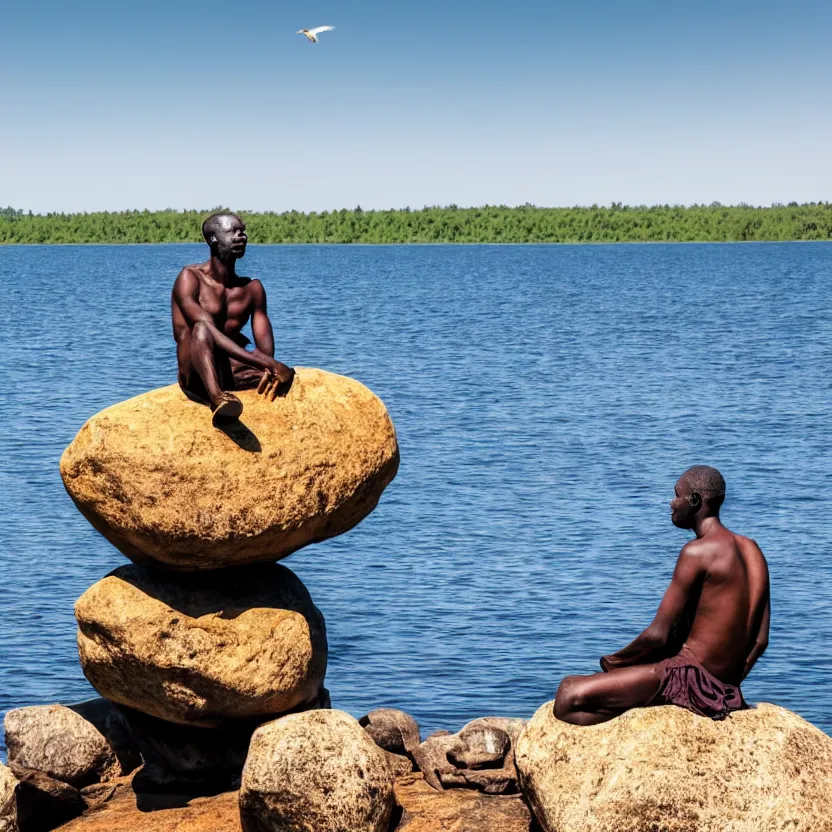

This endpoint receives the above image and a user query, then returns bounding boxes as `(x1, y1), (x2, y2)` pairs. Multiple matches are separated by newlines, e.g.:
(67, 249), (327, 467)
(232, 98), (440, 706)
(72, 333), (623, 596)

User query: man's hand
(256, 361), (295, 400)
(600, 654), (622, 673)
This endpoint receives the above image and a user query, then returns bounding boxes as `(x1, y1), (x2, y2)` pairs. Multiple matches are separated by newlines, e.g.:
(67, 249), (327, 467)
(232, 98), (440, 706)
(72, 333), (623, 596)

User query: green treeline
(1, 203), (831, 244)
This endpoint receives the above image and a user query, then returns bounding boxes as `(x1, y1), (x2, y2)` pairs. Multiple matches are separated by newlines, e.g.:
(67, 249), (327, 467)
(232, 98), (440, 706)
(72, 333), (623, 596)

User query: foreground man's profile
(555, 466), (770, 725)
(171, 212), (294, 426)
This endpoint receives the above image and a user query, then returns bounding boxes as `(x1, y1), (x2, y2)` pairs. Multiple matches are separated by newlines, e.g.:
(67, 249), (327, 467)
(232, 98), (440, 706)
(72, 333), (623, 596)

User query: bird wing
(308, 26), (334, 35)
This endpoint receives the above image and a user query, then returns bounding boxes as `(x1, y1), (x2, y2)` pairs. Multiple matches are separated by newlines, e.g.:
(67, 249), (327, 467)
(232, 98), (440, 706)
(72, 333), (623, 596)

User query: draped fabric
(650, 646), (747, 720)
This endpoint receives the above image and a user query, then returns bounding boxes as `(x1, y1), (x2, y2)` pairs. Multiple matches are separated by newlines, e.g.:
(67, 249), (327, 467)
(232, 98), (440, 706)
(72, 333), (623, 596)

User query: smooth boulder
(239, 709), (394, 832)
(59, 370), (399, 570)
(3, 705), (125, 789)
(515, 701), (832, 832)
(75, 564), (327, 727)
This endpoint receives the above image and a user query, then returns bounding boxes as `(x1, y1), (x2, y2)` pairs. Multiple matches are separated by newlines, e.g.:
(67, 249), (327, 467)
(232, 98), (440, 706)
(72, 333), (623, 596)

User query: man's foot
(211, 392), (243, 426)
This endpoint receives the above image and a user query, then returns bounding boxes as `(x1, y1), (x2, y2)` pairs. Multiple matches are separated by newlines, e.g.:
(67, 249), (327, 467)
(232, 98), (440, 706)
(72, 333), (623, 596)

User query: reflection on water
(1, 242), (831, 754)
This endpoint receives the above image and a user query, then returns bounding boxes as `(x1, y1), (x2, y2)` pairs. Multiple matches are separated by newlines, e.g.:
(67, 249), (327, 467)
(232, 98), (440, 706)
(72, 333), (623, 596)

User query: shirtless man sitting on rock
(555, 466), (770, 725)
(172, 212), (294, 426)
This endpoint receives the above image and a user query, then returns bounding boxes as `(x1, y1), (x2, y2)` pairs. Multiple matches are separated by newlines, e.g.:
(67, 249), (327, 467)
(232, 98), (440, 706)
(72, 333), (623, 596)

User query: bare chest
(198, 282), (253, 328)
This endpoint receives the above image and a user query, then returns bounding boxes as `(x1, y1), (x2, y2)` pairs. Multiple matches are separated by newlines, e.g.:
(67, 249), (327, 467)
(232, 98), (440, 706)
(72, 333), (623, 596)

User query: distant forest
(1, 203), (831, 244)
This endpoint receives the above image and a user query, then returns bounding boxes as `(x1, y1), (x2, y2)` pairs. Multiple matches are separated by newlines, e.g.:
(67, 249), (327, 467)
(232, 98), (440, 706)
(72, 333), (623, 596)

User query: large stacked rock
(51, 370), (398, 798)
(59, 370), (399, 570)
(515, 701), (832, 832)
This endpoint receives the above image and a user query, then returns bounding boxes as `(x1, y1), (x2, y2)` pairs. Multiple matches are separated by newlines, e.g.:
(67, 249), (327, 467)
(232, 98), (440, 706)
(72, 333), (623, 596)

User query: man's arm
(249, 280), (294, 384)
(742, 591), (770, 681)
(601, 545), (706, 672)
(249, 280), (275, 358)
(173, 269), (272, 371)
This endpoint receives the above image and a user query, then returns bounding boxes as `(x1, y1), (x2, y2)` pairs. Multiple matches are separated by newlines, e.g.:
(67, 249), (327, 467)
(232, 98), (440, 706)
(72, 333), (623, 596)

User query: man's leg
(554, 664), (663, 726)
(185, 323), (242, 422)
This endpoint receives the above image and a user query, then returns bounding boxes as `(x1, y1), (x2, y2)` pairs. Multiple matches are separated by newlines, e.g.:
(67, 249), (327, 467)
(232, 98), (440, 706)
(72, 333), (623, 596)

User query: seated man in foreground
(555, 465), (770, 725)
(171, 212), (294, 426)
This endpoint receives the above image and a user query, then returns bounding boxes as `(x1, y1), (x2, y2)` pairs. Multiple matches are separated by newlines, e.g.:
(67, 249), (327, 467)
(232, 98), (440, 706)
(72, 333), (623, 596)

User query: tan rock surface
(0, 764), (18, 832)
(4, 704), (124, 788)
(515, 701), (832, 832)
(56, 777), (240, 832)
(394, 772), (533, 832)
(60, 370), (399, 570)
(239, 709), (394, 832)
(76, 564), (327, 727)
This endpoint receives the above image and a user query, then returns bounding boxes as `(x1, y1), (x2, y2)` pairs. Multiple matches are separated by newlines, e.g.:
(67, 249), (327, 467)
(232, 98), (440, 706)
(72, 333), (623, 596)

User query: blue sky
(2, 0), (830, 212)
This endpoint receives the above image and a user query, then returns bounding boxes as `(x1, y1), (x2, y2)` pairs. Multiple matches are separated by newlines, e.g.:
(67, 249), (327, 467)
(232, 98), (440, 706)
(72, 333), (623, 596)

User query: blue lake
(1, 242), (831, 756)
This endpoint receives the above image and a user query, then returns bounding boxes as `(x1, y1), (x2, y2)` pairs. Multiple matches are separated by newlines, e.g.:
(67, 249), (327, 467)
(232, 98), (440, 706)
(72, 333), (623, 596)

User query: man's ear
(689, 491), (702, 509)
(210, 235), (217, 244)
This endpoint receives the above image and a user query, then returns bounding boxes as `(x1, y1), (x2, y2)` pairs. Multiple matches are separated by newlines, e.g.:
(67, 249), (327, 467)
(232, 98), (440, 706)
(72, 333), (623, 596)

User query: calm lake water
(1, 242), (831, 756)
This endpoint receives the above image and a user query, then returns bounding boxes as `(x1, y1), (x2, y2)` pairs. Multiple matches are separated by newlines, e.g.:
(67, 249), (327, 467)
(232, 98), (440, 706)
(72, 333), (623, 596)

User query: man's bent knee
(554, 675), (583, 719)
(192, 321), (212, 345)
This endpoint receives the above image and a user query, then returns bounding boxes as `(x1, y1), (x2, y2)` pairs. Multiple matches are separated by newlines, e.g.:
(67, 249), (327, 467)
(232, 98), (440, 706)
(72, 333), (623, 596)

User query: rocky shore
(3, 369), (832, 832)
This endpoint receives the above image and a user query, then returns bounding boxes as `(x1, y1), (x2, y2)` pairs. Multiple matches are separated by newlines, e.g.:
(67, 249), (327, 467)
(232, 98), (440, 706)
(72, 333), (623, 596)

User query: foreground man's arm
(600, 546), (705, 672)
(741, 590), (770, 681)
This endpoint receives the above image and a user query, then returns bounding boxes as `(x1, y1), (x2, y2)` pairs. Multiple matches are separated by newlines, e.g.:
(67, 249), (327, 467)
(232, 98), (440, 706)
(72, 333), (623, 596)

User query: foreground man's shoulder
(734, 532), (765, 554)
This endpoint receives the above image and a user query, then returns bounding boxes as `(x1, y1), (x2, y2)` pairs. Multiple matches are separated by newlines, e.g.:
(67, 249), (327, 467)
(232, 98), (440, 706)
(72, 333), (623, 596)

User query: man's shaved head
(202, 212), (242, 244)
(680, 465), (726, 510)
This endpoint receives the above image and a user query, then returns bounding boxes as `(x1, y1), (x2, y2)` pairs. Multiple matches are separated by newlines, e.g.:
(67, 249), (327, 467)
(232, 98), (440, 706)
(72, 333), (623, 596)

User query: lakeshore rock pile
(3, 369), (400, 831)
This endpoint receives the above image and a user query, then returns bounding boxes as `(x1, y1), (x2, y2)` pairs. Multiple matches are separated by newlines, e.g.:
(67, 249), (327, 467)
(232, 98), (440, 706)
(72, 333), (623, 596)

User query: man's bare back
(171, 213), (293, 425)
(555, 466), (770, 725)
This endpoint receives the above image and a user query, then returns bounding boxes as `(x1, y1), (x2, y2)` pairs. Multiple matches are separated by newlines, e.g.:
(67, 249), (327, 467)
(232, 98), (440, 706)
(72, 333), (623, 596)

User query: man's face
(669, 476), (697, 529)
(212, 215), (247, 259)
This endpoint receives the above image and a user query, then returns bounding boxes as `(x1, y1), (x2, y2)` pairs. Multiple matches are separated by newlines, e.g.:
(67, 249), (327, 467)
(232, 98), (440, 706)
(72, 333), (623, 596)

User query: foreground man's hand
(600, 655), (621, 673)
(257, 362), (295, 400)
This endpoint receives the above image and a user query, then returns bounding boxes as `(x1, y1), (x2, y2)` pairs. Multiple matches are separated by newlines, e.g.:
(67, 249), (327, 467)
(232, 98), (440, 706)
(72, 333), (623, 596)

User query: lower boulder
(75, 564), (327, 727)
(515, 702), (832, 832)
(239, 709), (394, 832)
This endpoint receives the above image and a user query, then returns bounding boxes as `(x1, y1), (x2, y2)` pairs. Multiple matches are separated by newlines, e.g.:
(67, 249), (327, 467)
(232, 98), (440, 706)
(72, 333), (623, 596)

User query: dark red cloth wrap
(649, 646), (747, 720)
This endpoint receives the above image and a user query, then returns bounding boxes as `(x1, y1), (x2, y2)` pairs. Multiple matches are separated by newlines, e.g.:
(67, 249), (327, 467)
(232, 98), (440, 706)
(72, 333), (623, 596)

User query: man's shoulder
(243, 277), (266, 298)
(176, 262), (209, 281)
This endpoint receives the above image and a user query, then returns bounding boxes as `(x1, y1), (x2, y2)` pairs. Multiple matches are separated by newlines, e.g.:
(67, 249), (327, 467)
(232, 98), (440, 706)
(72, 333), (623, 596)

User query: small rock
(394, 772), (533, 832)
(4, 705), (123, 788)
(240, 709), (394, 832)
(59, 371), (399, 570)
(10, 767), (85, 832)
(0, 763), (18, 832)
(359, 709), (421, 756)
(411, 717), (524, 795)
(382, 752), (414, 779)
(68, 700), (141, 777)
(75, 564), (327, 727)
(515, 701), (832, 832)
(447, 723), (510, 769)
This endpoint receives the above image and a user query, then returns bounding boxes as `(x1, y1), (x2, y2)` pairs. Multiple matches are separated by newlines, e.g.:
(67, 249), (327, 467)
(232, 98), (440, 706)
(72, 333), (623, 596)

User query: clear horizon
(3, 0), (831, 213)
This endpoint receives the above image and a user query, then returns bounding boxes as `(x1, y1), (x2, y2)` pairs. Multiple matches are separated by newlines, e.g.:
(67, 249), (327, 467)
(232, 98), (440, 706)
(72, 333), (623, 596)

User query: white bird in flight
(297, 26), (335, 43)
